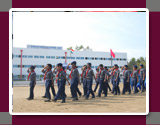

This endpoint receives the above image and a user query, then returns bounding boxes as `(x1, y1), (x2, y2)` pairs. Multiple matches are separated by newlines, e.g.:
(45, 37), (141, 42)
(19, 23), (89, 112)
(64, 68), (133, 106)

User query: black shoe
(96, 95), (101, 97)
(92, 96), (95, 98)
(52, 99), (57, 102)
(44, 99), (50, 102)
(61, 100), (66, 103)
(42, 96), (46, 98)
(85, 97), (88, 100)
(79, 93), (82, 98)
(72, 98), (78, 101)
(104, 95), (107, 97)
(27, 98), (33, 100)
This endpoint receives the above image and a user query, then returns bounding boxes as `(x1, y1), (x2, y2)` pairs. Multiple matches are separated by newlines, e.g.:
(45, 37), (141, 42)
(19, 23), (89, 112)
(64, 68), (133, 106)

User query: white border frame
(9, 8), (149, 115)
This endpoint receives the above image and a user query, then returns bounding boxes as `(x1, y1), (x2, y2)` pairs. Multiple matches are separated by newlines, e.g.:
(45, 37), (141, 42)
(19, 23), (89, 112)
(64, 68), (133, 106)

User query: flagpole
(111, 54), (112, 67)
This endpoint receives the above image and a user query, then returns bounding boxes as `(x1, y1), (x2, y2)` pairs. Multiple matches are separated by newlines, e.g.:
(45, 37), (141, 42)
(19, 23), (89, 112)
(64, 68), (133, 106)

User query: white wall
(12, 47), (127, 76)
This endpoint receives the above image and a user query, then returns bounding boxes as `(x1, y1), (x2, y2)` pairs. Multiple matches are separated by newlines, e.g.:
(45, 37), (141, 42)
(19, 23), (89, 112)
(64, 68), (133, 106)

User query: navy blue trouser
(83, 79), (87, 96)
(55, 79), (65, 101)
(111, 78), (114, 93)
(70, 77), (78, 99)
(132, 78), (138, 94)
(123, 78), (131, 94)
(45, 80), (52, 100)
(29, 81), (35, 99)
(94, 79), (100, 92)
(86, 79), (95, 98)
(98, 79), (107, 96)
(77, 87), (82, 96)
(140, 78), (145, 92)
(45, 82), (56, 97)
(113, 78), (120, 95)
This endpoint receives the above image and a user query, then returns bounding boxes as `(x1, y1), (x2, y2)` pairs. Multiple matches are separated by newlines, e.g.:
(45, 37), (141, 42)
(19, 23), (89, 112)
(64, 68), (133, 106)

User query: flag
(70, 48), (74, 54)
(110, 49), (115, 58)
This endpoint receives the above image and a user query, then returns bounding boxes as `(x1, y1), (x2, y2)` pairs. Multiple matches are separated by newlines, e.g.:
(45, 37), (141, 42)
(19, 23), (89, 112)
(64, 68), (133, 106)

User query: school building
(12, 45), (127, 80)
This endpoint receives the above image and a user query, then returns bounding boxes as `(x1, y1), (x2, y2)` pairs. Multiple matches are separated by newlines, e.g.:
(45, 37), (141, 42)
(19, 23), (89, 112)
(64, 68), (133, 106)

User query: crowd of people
(26, 61), (146, 103)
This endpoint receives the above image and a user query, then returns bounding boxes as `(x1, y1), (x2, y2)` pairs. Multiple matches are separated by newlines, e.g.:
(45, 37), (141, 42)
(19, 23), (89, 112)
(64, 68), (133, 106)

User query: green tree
(67, 47), (73, 50)
(128, 58), (137, 70)
(75, 45), (84, 51)
(128, 57), (146, 71)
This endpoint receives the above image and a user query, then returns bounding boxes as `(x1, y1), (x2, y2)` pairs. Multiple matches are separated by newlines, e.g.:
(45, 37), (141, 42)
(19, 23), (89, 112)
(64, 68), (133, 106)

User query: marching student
(97, 64), (107, 97)
(109, 67), (115, 94)
(104, 67), (110, 97)
(53, 63), (66, 103)
(104, 66), (112, 92)
(139, 64), (146, 92)
(67, 61), (81, 101)
(41, 64), (55, 102)
(81, 65), (87, 96)
(27, 65), (36, 100)
(113, 64), (120, 95)
(93, 67), (100, 93)
(62, 66), (69, 98)
(42, 65), (56, 99)
(121, 65), (131, 94)
(131, 65), (139, 94)
(85, 63), (96, 99)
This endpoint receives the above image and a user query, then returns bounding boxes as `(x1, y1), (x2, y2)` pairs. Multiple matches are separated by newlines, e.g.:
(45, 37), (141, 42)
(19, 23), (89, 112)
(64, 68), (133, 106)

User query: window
(40, 56), (44, 58)
(105, 58), (109, 60)
(116, 58), (119, 61)
(28, 55), (33, 58)
(13, 55), (20, 58)
(22, 55), (27, 58)
(76, 57), (81, 59)
(23, 65), (29, 68)
(34, 55), (39, 58)
(81, 57), (84, 60)
(61, 56), (65, 59)
(121, 58), (126, 61)
(91, 66), (94, 68)
(13, 65), (18, 68)
(46, 56), (50, 59)
(56, 56), (60, 59)
(71, 57), (75, 59)
(67, 57), (70, 59)
(95, 57), (101, 60)
(51, 56), (55, 59)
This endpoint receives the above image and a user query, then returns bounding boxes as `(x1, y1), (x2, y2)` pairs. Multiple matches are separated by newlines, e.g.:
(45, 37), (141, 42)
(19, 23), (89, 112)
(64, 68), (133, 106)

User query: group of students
(26, 61), (146, 103)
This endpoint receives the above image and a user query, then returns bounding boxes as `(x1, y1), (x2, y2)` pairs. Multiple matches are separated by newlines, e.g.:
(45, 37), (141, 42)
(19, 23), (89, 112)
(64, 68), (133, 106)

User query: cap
(124, 65), (128, 68)
(133, 65), (138, 69)
(30, 65), (35, 69)
(87, 62), (92, 66)
(71, 61), (77, 65)
(57, 63), (63, 67)
(114, 64), (118, 67)
(140, 64), (144, 67)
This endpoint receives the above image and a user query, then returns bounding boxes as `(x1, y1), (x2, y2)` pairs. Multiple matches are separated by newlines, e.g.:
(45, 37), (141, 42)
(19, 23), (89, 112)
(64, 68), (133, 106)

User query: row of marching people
(26, 61), (146, 103)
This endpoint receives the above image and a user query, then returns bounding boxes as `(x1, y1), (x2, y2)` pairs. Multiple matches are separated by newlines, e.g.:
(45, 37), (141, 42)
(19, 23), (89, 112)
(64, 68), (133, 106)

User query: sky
(13, 11), (146, 60)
